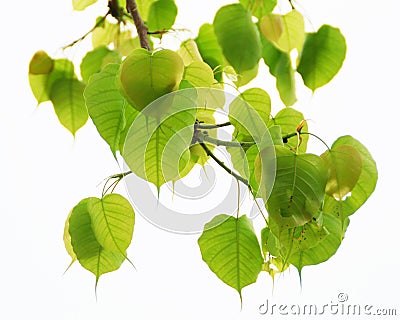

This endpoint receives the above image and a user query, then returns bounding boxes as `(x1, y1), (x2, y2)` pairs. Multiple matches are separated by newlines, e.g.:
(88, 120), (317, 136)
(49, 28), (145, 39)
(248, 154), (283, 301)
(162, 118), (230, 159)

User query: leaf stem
(196, 121), (232, 130)
(301, 132), (331, 150)
(126, 0), (151, 50)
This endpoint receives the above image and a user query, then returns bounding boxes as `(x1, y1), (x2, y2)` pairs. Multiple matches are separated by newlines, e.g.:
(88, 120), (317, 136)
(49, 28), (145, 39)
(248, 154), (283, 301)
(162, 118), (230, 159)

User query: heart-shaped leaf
(198, 214), (263, 300)
(119, 48), (184, 114)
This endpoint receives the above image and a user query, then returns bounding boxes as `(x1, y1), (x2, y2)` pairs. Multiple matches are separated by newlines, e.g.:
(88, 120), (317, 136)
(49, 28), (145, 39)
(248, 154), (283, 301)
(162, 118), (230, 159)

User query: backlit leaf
(72, 0), (98, 11)
(323, 136), (377, 218)
(92, 20), (120, 48)
(240, 0), (277, 18)
(213, 4), (262, 73)
(29, 50), (54, 75)
(321, 145), (362, 200)
(84, 64), (138, 156)
(50, 78), (88, 136)
(147, 0), (177, 34)
(29, 58), (75, 104)
(264, 146), (328, 227)
(178, 39), (203, 66)
(198, 214), (263, 298)
(68, 198), (125, 282)
(88, 194), (135, 253)
(297, 25), (347, 91)
(80, 46), (121, 83)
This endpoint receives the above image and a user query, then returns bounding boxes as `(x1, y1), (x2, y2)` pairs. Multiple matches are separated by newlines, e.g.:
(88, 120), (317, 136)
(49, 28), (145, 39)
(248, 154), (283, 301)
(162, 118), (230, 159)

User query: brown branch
(126, 0), (151, 51)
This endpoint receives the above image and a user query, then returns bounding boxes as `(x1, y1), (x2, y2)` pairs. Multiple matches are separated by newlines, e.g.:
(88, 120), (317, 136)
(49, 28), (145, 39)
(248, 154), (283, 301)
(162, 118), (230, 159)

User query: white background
(1, 0), (399, 319)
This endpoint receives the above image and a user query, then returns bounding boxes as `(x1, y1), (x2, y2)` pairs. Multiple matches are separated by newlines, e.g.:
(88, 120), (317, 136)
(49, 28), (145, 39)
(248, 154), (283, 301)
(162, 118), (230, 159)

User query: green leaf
(88, 194), (135, 253)
(240, 0), (277, 18)
(229, 88), (271, 139)
(84, 64), (137, 156)
(195, 23), (224, 82)
(29, 59), (75, 104)
(118, 48), (184, 114)
(198, 215), (263, 298)
(213, 4), (262, 73)
(136, 0), (157, 21)
(260, 10), (305, 53)
(269, 108), (308, 153)
(321, 145), (362, 200)
(234, 64), (259, 87)
(92, 20), (120, 48)
(72, 0), (98, 11)
(297, 25), (347, 91)
(289, 213), (349, 270)
(50, 78), (88, 136)
(323, 136), (377, 218)
(80, 46), (121, 83)
(265, 146), (328, 227)
(29, 50), (54, 75)
(147, 0), (177, 33)
(114, 33), (142, 57)
(122, 91), (197, 189)
(68, 198), (126, 282)
(178, 39), (203, 66)
(183, 61), (215, 87)
(260, 37), (296, 106)
(119, 104), (140, 153)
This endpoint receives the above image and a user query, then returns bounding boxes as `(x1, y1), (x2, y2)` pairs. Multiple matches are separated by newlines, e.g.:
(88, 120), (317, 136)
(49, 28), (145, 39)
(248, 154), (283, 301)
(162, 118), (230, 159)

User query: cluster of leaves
(29, 0), (377, 301)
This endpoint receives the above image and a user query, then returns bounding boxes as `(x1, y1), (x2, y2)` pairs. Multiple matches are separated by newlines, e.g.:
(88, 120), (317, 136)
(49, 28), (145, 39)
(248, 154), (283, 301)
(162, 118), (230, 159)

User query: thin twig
(126, 0), (151, 50)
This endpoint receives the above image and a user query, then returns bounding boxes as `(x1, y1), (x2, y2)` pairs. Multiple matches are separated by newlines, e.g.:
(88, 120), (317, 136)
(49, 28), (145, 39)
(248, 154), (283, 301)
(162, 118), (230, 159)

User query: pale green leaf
(323, 136), (377, 218)
(234, 63), (259, 87)
(50, 78), (88, 136)
(147, 0), (177, 33)
(260, 11), (305, 53)
(88, 194), (135, 253)
(297, 25), (347, 91)
(92, 20), (120, 48)
(213, 4), (262, 73)
(183, 61), (215, 87)
(84, 64), (138, 156)
(80, 46), (121, 83)
(72, 0), (98, 11)
(136, 0), (157, 21)
(265, 146), (328, 227)
(29, 59), (75, 104)
(63, 209), (77, 265)
(198, 214), (263, 297)
(321, 145), (362, 200)
(68, 198), (126, 281)
(178, 39), (203, 66)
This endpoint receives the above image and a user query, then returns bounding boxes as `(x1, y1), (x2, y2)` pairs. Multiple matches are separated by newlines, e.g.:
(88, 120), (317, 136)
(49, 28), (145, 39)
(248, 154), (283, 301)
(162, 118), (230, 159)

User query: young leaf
(178, 39), (203, 66)
(183, 61), (215, 87)
(50, 78), (88, 136)
(269, 108), (308, 153)
(84, 63), (138, 156)
(323, 136), (377, 218)
(198, 215), (263, 299)
(72, 0), (98, 11)
(240, 0), (277, 18)
(147, 0), (177, 34)
(80, 46), (121, 83)
(92, 20), (120, 48)
(321, 145), (362, 200)
(213, 4), (262, 73)
(263, 146), (328, 227)
(29, 50), (54, 75)
(195, 23), (224, 82)
(260, 11), (305, 53)
(297, 25), (347, 91)
(88, 194), (135, 254)
(63, 210), (77, 266)
(135, 0), (157, 21)
(118, 48), (184, 114)
(29, 58), (75, 104)
(68, 198), (126, 282)
(260, 37), (296, 106)
(229, 88), (271, 139)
